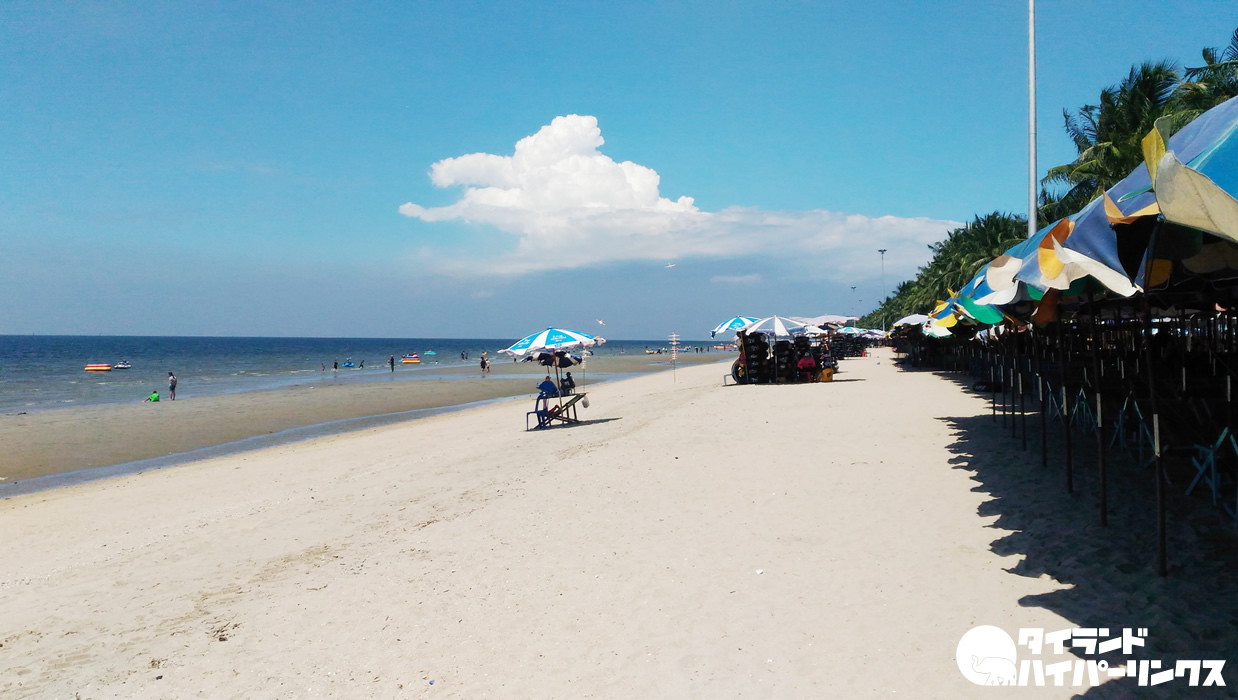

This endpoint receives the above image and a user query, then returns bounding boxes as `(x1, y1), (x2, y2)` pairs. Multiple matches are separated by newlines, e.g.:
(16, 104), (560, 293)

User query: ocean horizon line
(0, 333), (721, 343)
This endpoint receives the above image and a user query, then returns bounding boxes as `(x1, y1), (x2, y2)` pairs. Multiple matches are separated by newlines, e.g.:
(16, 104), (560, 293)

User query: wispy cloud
(201, 160), (277, 175)
(400, 115), (960, 277)
(711, 274), (761, 285)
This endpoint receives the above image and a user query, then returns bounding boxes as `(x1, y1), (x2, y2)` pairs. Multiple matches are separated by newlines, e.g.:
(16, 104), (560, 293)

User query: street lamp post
(877, 249), (888, 332)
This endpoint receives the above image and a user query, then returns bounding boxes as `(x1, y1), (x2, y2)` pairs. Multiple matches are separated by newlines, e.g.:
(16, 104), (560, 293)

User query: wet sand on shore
(1, 353), (725, 483)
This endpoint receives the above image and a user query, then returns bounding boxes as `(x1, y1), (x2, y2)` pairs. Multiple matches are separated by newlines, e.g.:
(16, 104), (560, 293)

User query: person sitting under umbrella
(560, 371), (576, 395)
(537, 375), (559, 398)
(796, 353), (818, 382)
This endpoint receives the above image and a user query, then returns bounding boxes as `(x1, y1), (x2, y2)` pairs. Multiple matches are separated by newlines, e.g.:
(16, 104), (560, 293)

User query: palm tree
(1172, 26), (1238, 119)
(1042, 60), (1180, 218)
(858, 213), (1027, 326)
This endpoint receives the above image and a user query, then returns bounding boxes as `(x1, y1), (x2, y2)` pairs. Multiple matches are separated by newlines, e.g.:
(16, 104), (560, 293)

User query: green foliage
(1172, 27), (1238, 121)
(1041, 60), (1181, 217)
(860, 25), (1238, 327)
(859, 213), (1028, 329)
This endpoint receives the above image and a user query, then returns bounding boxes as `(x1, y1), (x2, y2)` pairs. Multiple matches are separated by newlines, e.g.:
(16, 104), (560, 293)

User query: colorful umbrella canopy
(1035, 95), (1238, 293)
(956, 271), (1006, 325)
(974, 230), (1049, 305)
(1146, 94), (1238, 244)
(500, 328), (605, 357)
(710, 316), (759, 338)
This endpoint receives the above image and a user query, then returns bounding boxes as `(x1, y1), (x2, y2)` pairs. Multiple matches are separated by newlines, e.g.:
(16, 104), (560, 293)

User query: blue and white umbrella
(740, 316), (828, 337)
(710, 316), (759, 338)
(500, 328), (605, 357)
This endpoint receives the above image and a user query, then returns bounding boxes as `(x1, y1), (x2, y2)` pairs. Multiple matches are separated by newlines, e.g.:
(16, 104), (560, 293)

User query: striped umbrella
(710, 316), (759, 338)
(500, 328), (605, 357)
(740, 316), (823, 337)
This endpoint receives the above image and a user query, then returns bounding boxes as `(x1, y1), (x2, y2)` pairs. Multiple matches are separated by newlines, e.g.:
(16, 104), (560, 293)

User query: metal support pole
(1090, 293), (1108, 526)
(1057, 320), (1073, 493)
(1142, 306), (1167, 576)
(1036, 327), (1047, 468)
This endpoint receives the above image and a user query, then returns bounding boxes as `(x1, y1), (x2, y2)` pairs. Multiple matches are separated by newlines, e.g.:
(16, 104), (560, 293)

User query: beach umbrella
(891, 314), (930, 327)
(1031, 96), (1238, 293)
(502, 328), (604, 402)
(710, 316), (759, 338)
(739, 316), (818, 337)
(500, 328), (605, 357)
(1129, 95), (1238, 287)
(791, 313), (859, 326)
(956, 270), (1006, 325)
(535, 351), (582, 368)
(1018, 186), (1144, 298)
(973, 230), (1049, 306)
(1144, 94), (1238, 244)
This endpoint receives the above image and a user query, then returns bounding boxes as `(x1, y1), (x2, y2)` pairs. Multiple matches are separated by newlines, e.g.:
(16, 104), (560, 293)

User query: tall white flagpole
(1028, 0), (1038, 240)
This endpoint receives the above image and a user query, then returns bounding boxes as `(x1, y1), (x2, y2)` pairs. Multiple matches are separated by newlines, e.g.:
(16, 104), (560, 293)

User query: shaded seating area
(526, 389), (588, 430)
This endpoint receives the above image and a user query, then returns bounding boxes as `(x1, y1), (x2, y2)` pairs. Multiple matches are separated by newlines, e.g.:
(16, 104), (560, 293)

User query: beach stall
(730, 316), (835, 385)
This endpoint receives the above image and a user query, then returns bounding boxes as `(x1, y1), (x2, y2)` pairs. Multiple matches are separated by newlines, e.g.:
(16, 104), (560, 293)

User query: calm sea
(0, 336), (688, 413)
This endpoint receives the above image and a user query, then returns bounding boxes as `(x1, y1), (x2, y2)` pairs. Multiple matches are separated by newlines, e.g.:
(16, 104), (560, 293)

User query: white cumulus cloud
(399, 115), (960, 277)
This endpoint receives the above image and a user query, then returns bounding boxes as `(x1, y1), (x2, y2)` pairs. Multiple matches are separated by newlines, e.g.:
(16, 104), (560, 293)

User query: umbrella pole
(990, 339), (997, 422)
(1020, 326), (1028, 451)
(1057, 319), (1074, 494)
(1142, 302), (1168, 576)
(1089, 291), (1108, 526)
(1009, 330), (1016, 434)
(1003, 331), (1011, 429)
(1036, 326), (1047, 468)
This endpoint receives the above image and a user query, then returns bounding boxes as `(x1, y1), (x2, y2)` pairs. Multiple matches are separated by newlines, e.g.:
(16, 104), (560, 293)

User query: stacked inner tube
(741, 333), (771, 384)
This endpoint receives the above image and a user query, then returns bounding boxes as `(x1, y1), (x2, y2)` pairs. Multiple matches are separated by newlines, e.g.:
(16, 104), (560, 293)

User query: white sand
(1, 350), (1084, 697)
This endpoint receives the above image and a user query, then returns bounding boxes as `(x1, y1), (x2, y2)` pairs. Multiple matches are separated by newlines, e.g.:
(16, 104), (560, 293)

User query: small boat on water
(114, 360), (132, 369)
(401, 353), (421, 364)
(424, 350), (437, 356)
(84, 363), (112, 372)
(342, 358), (356, 368)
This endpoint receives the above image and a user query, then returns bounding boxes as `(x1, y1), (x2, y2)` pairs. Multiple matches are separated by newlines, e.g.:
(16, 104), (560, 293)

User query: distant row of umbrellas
(711, 315), (883, 339)
(495, 313), (880, 364)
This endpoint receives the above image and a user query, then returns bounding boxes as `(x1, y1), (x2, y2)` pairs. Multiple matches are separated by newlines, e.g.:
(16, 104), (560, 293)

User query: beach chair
(526, 392), (589, 430)
(547, 393), (587, 425)
(526, 391), (557, 430)
(1187, 427), (1237, 506)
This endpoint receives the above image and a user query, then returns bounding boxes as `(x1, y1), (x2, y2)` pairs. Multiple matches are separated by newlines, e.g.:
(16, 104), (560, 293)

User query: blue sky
(1, 1), (1231, 339)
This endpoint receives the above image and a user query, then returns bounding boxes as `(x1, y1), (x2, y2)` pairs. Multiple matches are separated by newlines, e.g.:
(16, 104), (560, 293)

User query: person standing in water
(168, 372), (177, 400)
(389, 355), (395, 372)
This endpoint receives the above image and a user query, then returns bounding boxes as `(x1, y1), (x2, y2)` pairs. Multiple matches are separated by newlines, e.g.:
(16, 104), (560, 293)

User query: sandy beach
(0, 353), (717, 484)
(2, 349), (1236, 697)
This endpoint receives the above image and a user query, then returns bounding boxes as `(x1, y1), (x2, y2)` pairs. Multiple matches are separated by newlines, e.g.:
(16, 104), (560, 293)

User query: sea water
(0, 336), (694, 413)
